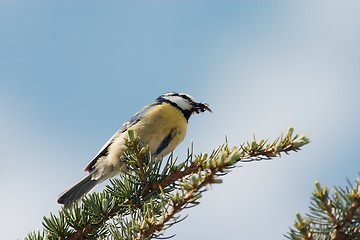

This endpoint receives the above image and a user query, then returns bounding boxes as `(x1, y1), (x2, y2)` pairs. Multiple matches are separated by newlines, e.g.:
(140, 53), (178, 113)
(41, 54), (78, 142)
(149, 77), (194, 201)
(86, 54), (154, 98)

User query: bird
(57, 92), (211, 205)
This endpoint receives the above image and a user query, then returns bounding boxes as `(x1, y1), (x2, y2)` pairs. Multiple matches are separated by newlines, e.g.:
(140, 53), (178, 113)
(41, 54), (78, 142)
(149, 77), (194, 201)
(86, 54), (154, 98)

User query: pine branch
(287, 178), (360, 240)
(26, 127), (309, 240)
(147, 127), (309, 194)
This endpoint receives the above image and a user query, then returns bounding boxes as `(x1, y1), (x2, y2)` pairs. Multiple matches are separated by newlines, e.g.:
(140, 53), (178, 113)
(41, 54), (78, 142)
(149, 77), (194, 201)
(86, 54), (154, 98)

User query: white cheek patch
(163, 95), (193, 111)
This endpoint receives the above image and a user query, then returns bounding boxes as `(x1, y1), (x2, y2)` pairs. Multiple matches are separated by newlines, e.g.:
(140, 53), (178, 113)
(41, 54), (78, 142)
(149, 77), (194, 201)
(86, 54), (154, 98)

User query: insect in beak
(194, 102), (212, 114)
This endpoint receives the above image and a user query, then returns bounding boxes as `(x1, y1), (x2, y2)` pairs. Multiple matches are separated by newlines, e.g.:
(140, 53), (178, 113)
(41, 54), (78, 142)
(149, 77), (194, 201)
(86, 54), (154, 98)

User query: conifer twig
(26, 127), (309, 240)
(287, 179), (360, 240)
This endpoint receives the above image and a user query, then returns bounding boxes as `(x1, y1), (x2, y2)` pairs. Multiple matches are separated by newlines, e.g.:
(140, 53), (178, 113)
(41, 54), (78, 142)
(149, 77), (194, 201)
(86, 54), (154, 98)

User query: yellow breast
(129, 103), (188, 158)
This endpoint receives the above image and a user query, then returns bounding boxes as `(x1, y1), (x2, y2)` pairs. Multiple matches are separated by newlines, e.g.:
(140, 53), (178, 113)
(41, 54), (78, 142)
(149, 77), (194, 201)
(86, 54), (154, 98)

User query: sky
(1, 1), (360, 239)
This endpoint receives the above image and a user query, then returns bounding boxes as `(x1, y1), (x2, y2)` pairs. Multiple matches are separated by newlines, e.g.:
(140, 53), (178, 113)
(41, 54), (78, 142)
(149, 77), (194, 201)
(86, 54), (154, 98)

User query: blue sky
(1, 1), (360, 239)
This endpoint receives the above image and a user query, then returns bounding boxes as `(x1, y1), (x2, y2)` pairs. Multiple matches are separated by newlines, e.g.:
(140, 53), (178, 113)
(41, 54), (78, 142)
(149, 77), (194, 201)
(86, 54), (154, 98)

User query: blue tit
(57, 92), (211, 205)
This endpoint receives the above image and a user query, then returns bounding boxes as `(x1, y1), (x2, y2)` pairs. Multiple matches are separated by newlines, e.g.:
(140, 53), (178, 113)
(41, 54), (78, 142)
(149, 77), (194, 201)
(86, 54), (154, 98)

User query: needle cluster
(287, 179), (360, 240)
(26, 127), (309, 240)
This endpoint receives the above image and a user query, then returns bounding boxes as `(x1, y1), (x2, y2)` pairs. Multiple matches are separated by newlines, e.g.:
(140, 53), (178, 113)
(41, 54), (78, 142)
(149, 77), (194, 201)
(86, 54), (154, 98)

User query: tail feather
(57, 174), (98, 205)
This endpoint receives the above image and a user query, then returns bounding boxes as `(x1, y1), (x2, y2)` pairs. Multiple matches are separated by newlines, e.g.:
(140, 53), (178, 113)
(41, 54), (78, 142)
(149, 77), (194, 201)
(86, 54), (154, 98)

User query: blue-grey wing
(84, 102), (158, 171)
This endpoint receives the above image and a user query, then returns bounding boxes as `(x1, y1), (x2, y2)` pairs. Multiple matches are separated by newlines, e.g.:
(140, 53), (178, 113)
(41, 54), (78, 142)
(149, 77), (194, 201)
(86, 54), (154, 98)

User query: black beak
(194, 102), (212, 114)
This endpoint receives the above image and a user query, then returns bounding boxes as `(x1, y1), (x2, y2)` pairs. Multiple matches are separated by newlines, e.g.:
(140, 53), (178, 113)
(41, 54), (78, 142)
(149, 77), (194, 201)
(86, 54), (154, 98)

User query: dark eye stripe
(166, 92), (194, 103)
(163, 92), (193, 102)
(179, 94), (193, 103)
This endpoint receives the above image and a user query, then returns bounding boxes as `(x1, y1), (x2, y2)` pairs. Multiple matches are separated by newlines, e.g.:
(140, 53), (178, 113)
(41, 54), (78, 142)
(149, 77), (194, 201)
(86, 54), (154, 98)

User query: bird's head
(157, 92), (212, 120)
